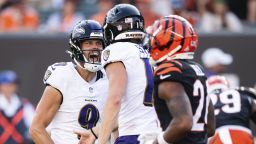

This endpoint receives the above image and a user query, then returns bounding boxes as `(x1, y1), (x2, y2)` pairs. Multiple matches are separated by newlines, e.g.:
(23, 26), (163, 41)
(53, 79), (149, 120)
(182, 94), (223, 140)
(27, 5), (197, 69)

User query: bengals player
(139, 15), (215, 144)
(208, 75), (256, 144)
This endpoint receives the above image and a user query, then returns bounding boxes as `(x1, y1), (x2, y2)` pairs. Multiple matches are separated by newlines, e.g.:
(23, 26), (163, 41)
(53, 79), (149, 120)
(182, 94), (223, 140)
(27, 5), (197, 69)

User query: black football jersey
(154, 60), (208, 144)
(210, 88), (253, 129)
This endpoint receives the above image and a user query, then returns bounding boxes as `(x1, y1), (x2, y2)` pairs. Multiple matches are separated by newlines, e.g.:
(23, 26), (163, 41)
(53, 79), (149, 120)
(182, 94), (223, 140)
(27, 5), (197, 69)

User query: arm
(158, 81), (193, 143)
(99, 62), (127, 144)
(247, 0), (256, 23)
(207, 100), (215, 137)
(111, 127), (119, 143)
(29, 86), (62, 144)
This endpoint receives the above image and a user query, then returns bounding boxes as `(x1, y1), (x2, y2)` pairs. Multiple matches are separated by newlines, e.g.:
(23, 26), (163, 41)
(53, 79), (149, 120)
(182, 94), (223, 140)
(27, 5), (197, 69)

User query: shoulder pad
(101, 42), (137, 67)
(43, 62), (69, 84)
(154, 60), (183, 76)
(236, 86), (256, 99)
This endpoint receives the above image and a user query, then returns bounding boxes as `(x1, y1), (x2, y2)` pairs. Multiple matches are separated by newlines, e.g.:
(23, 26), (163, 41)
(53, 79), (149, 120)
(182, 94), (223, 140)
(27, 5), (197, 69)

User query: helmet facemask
(69, 39), (103, 72)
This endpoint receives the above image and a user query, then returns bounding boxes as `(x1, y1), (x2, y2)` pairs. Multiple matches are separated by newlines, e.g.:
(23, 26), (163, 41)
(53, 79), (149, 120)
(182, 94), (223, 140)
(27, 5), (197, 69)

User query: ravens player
(208, 75), (256, 144)
(98, 3), (160, 144)
(139, 15), (215, 144)
(29, 20), (108, 144)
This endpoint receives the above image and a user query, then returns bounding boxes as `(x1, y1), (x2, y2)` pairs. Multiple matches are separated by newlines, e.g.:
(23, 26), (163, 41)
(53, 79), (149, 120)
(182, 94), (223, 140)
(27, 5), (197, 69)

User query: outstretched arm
(98, 62), (127, 144)
(29, 86), (62, 144)
(157, 81), (193, 143)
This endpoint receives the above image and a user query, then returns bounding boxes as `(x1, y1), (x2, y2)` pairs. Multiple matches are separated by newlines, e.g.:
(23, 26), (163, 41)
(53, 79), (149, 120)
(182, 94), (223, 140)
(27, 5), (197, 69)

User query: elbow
(112, 95), (122, 106)
(29, 124), (42, 140)
(180, 121), (193, 133)
(208, 129), (215, 137)
(175, 116), (193, 133)
(108, 92), (123, 106)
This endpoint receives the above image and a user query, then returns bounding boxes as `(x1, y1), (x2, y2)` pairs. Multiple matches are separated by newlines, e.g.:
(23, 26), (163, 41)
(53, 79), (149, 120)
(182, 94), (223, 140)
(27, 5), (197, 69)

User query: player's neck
(76, 66), (96, 82)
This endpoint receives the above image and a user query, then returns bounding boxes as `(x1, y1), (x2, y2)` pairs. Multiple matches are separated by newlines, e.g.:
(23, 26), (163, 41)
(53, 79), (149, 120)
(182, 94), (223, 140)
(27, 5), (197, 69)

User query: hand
(138, 132), (159, 144)
(73, 129), (96, 144)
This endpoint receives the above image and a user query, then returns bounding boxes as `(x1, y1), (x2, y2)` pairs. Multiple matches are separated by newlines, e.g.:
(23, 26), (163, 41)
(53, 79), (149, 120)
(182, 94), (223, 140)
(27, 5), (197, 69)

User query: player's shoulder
(236, 86), (256, 99)
(43, 62), (74, 83)
(102, 42), (141, 66)
(154, 59), (206, 82)
(154, 60), (187, 76)
(104, 42), (139, 54)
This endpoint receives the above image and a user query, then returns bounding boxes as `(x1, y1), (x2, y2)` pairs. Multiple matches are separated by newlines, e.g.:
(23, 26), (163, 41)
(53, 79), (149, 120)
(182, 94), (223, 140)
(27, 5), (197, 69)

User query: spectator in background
(91, 0), (113, 25)
(151, 0), (172, 17)
(44, 0), (84, 33)
(136, 0), (160, 27)
(198, 0), (243, 32)
(226, 0), (256, 24)
(0, 0), (10, 12)
(201, 47), (240, 88)
(0, 0), (39, 32)
(0, 70), (35, 144)
(170, 0), (199, 26)
(247, 0), (256, 24)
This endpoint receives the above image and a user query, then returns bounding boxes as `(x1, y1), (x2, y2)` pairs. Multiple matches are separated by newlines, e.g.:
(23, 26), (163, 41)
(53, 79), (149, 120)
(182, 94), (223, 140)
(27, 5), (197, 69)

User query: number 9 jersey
(43, 62), (108, 144)
(154, 60), (209, 144)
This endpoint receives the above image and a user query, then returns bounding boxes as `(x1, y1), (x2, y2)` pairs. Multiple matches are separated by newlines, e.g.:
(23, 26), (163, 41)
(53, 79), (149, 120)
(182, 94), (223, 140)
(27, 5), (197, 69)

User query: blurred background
(0, 0), (255, 105)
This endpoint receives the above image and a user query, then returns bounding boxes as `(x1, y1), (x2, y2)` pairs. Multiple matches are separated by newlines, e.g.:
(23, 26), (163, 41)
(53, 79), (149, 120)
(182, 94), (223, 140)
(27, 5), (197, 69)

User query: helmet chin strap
(74, 58), (102, 73)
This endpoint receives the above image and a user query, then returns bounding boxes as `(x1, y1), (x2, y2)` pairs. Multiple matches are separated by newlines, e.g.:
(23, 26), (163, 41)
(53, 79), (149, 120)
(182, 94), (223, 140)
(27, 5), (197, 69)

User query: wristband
(157, 132), (169, 144)
(90, 128), (98, 139)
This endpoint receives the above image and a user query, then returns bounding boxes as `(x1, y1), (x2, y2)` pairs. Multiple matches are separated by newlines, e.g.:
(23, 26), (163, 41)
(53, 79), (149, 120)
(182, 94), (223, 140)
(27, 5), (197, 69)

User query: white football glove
(138, 132), (159, 144)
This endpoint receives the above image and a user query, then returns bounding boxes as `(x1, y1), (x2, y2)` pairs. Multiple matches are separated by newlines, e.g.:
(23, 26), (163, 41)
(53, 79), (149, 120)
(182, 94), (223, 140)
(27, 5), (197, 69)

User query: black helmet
(103, 4), (145, 45)
(69, 20), (104, 72)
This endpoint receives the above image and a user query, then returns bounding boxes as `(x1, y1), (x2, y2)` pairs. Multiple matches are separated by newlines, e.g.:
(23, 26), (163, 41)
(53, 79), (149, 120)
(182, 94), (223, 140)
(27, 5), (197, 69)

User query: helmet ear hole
(104, 28), (113, 45)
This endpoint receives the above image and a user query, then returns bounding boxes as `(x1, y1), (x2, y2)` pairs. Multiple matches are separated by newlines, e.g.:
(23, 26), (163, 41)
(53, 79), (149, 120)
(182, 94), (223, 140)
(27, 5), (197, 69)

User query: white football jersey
(43, 62), (108, 144)
(102, 42), (160, 136)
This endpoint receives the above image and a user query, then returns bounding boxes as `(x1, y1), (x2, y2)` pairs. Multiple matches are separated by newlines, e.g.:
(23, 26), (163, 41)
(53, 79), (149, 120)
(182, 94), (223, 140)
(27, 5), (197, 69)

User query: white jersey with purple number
(101, 42), (160, 136)
(43, 62), (108, 144)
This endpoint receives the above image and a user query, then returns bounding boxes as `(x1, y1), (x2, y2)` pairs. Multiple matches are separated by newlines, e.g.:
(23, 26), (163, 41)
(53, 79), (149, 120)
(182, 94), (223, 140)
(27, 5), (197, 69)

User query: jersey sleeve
(237, 87), (256, 104)
(154, 60), (185, 84)
(101, 43), (129, 68)
(43, 62), (68, 94)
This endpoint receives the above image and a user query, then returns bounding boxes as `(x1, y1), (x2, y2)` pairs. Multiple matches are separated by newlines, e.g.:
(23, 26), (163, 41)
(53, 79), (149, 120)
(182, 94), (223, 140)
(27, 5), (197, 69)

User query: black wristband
(90, 128), (98, 139)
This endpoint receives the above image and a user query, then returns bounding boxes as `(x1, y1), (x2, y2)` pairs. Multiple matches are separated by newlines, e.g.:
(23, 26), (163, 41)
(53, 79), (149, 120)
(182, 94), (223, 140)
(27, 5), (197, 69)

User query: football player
(139, 15), (215, 144)
(29, 20), (108, 144)
(208, 75), (256, 144)
(98, 3), (160, 144)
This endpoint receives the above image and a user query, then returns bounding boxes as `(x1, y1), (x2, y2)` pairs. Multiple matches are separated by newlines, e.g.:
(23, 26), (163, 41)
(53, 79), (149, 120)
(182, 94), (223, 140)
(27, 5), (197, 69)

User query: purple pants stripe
(114, 135), (140, 144)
